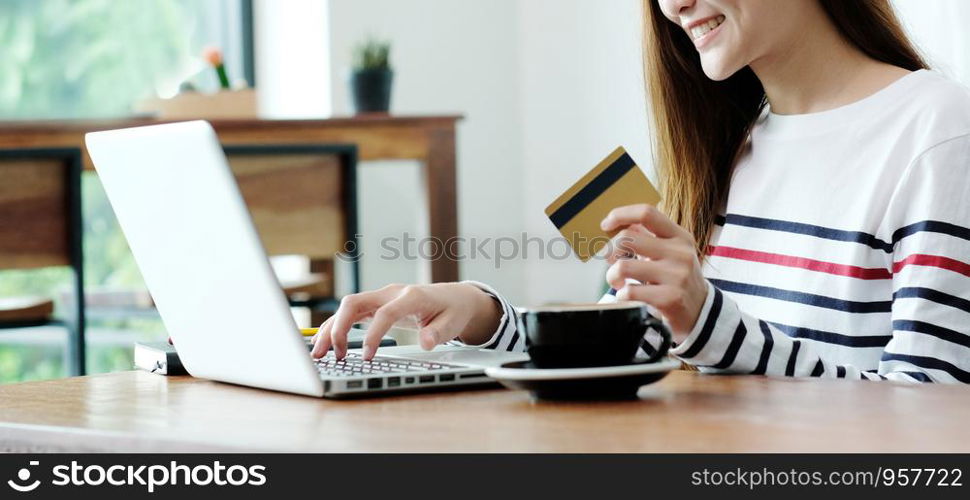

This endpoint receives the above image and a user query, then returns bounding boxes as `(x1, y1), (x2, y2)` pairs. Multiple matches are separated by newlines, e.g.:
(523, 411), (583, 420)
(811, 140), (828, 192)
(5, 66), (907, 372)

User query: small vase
(350, 68), (393, 114)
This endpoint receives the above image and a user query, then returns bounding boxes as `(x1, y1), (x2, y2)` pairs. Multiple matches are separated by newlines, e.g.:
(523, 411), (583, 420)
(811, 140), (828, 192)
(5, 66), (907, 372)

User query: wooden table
(1, 371), (967, 453)
(0, 115), (462, 283)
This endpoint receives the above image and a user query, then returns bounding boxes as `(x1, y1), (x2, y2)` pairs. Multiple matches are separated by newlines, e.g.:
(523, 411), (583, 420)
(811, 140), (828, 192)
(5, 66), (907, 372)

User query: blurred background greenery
(0, 0), (200, 119)
(0, 0), (239, 383)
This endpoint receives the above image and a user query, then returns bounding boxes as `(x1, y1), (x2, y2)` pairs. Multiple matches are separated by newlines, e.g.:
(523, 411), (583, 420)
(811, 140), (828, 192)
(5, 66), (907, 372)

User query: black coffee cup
(517, 302), (672, 369)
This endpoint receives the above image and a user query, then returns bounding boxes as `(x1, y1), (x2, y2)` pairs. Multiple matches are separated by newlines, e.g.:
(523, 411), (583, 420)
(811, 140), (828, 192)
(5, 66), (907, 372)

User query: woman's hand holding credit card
(546, 146), (708, 337)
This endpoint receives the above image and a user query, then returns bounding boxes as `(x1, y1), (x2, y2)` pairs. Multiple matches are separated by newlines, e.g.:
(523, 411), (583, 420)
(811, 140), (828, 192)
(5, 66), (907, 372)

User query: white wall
(249, 0), (650, 305)
(254, 0), (332, 118)
(893, 0), (970, 84)
(323, 0), (649, 305)
(328, 0), (529, 302)
(516, 0), (649, 304)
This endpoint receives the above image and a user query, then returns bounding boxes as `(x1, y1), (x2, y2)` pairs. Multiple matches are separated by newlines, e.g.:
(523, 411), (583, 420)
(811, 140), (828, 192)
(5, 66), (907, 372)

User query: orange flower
(202, 46), (223, 67)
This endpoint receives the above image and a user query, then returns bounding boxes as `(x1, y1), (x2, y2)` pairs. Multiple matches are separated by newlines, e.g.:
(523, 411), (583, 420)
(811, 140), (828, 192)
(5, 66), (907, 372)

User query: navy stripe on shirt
(640, 335), (657, 357)
(710, 279), (893, 313)
(810, 359), (825, 377)
(714, 214), (894, 252)
(715, 214), (970, 252)
(892, 220), (970, 245)
(769, 322), (891, 348)
(678, 288), (724, 359)
(785, 341), (801, 376)
(900, 371), (934, 383)
(484, 296), (512, 349)
(892, 320), (970, 349)
(893, 287), (970, 315)
(751, 320), (774, 375)
(881, 352), (970, 383)
(506, 330), (520, 352)
(711, 320), (747, 369)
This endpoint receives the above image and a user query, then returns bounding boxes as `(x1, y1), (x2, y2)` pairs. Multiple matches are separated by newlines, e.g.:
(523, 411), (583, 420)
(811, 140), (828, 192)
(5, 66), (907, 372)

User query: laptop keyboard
(314, 352), (459, 377)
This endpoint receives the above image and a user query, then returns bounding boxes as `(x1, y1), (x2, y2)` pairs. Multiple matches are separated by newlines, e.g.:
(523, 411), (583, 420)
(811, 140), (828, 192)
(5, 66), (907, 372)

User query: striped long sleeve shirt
(466, 70), (970, 384)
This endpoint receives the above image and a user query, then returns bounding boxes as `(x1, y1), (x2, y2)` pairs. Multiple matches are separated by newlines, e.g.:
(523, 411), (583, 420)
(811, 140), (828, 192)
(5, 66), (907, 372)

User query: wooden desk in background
(0, 115), (462, 283)
(1, 371), (967, 452)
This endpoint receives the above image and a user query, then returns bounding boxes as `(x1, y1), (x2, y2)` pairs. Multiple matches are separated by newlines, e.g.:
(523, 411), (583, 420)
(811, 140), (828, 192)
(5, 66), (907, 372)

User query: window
(0, 0), (253, 383)
(0, 0), (253, 119)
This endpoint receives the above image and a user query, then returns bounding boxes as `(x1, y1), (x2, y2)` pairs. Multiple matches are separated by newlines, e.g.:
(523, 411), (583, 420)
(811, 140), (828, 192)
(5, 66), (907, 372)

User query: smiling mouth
(690, 15), (725, 40)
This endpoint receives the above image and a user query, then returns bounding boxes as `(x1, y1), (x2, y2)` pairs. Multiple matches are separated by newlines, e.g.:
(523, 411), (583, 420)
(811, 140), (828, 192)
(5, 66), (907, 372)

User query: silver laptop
(86, 120), (525, 398)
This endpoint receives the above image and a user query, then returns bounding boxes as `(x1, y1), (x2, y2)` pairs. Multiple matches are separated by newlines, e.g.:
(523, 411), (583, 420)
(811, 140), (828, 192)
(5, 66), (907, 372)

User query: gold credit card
(545, 146), (661, 261)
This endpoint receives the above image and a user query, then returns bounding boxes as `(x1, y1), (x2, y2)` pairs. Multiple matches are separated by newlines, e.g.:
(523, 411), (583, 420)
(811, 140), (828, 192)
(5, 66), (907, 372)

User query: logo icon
(7, 461), (40, 492)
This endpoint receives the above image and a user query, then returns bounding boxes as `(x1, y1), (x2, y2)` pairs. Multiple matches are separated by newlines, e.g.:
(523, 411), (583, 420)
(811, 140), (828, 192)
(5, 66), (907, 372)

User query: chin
(698, 58), (740, 81)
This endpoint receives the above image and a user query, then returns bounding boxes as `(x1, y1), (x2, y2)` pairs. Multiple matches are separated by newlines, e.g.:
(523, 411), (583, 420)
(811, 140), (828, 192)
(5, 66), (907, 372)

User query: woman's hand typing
(311, 282), (504, 361)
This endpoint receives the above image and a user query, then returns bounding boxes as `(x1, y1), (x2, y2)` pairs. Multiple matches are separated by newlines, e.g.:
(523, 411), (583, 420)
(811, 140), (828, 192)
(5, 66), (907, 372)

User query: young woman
(312, 0), (970, 384)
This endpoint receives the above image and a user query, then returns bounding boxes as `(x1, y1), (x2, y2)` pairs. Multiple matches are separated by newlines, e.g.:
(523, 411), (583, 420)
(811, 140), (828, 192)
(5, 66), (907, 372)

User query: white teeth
(689, 15), (725, 40)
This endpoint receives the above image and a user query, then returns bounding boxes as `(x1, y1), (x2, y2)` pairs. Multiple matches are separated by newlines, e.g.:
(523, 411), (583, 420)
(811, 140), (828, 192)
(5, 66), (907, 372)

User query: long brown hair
(643, 0), (927, 254)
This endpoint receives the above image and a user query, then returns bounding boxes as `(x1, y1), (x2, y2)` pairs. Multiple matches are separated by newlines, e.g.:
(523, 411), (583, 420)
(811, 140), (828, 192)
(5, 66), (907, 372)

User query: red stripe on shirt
(893, 254), (970, 278)
(709, 246), (892, 280)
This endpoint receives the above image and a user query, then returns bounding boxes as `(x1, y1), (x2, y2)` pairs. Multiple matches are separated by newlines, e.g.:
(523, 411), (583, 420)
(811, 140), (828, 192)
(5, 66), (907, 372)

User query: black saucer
(484, 358), (680, 401)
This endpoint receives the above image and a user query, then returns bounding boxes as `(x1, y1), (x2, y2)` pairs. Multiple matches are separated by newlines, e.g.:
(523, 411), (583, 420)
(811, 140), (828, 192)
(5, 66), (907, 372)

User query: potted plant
(350, 38), (393, 114)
